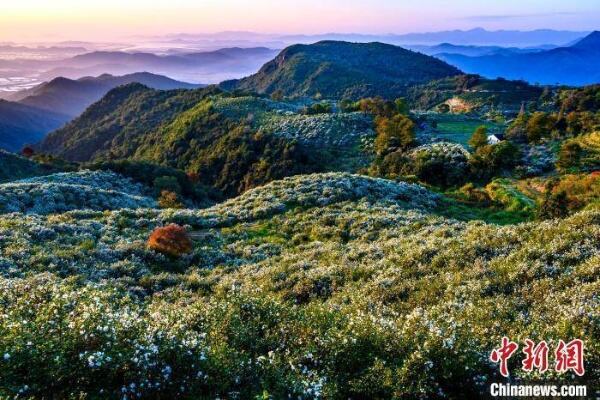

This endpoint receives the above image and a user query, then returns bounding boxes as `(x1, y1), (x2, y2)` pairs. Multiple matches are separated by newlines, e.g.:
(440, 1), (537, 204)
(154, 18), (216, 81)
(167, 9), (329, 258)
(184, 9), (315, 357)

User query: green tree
(303, 102), (332, 115)
(506, 112), (528, 141)
(394, 98), (409, 115)
(556, 141), (582, 170)
(270, 90), (284, 101)
(374, 115), (415, 155)
(153, 176), (181, 196)
(468, 126), (488, 149)
(359, 97), (396, 118)
(158, 190), (184, 209)
(525, 112), (555, 143)
(469, 141), (521, 180)
(537, 188), (569, 220)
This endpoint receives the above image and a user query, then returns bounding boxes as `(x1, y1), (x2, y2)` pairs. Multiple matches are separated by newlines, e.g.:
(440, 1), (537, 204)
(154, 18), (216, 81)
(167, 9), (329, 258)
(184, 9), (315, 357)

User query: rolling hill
(7, 72), (202, 117)
(36, 85), (377, 196)
(220, 41), (462, 99)
(0, 170), (156, 214)
(0, 100), (70, 152)
(439, 31), (600, 85)
(2, 33), (600, 400)
(0, 149), (58, 182)
(36, 83), (218, 162)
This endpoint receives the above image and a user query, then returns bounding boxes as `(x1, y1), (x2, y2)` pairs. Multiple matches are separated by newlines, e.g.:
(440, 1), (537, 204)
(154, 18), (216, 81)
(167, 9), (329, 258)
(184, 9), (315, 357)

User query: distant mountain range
(0, 47), (280, 97)
(438, 31), (600, 85)
(49, 47), (278, 82)
(0, 47), (280, 88)
(221, 41), (462, 99)
(65, 47), (274, 69)
(376, 28), (587, 46)
(6, 72), (202, 117)
(162, 28), (589, 47)
(0, 100), (70, 152)
(406, 43), (554, 57)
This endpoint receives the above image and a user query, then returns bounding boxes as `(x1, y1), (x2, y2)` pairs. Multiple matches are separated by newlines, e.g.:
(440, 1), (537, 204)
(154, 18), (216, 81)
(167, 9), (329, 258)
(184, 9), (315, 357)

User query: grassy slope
(0, 150), (56, 182)
(422, 113), (504, 147)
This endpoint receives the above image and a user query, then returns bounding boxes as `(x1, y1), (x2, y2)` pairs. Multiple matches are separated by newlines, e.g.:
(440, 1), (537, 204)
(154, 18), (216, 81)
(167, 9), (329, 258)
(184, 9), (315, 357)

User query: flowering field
(0, 170), (597, 398)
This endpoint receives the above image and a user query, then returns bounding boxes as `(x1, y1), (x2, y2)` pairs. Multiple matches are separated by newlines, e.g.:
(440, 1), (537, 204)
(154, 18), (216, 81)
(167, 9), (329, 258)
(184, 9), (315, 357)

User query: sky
(0, 0), (598, 42)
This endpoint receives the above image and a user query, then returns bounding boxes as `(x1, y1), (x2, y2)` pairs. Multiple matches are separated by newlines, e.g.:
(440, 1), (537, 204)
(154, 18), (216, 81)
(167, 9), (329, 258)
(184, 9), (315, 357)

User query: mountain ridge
(7, 72), (203, 117)
(221, 40), (462, 99)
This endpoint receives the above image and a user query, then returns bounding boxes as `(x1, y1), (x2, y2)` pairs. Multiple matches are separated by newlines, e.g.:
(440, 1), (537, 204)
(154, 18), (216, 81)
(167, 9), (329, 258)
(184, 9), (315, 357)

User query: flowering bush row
(0, 170), (156, 214)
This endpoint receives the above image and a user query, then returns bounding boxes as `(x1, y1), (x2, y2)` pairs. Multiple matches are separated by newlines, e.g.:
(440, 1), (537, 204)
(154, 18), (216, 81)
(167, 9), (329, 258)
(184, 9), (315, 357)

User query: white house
(487, 133), (505, 145)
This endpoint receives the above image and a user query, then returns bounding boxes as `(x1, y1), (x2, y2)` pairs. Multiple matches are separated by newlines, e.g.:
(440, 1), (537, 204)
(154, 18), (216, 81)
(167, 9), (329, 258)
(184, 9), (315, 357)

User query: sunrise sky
(1, 0), (599, 42)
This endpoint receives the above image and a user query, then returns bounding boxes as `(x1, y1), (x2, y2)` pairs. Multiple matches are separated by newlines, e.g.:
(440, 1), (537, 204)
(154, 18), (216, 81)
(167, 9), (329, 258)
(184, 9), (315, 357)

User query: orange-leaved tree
(148, 224), (193, 257)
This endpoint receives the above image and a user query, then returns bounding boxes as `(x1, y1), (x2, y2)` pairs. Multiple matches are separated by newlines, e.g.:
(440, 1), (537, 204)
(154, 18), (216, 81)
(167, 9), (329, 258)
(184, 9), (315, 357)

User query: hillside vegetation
(0, 170), (156, 214)
(37, 84), (220, 161)
(37, 87), (376, 197)
(0, 150), (55, 182)
(407, 74), (543, 112)
(0, 172), (597, 398)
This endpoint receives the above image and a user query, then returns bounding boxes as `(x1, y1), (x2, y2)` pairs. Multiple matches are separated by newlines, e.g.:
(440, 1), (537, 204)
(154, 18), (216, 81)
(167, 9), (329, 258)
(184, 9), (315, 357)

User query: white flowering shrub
(0, 172), (597, 398)
(404, 142), (471, 186)
(0, 170), (156, 214)
(259, 112), (374, 147)
(212, 95), (301, 119)
(517, 142), (557, 177)
(411, 142), (471, 160)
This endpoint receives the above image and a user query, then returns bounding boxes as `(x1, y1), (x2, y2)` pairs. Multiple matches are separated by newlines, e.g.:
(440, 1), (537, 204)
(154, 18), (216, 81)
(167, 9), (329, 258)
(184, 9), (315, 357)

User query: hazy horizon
(1, 0), (599, 43)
